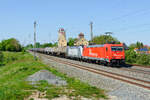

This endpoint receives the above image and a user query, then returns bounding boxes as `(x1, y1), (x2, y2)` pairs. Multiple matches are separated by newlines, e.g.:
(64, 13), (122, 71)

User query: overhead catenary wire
(97, 8), (150, 35)
(99, 8), (150, 29)
(112, 23), (150, 33)
(110, 8), (150, 22)
(115, 27), (150, 33)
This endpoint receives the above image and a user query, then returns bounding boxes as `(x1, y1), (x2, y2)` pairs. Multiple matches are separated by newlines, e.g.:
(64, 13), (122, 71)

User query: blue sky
(0, 0), (150, 46)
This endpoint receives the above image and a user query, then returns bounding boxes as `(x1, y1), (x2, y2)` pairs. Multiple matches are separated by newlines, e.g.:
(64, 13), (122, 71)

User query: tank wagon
(31, 43), (125, 66)
(44, 47), (66, 57)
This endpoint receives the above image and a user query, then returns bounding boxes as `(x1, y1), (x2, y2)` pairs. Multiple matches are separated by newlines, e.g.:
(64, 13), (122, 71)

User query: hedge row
(125, 50), (150, 66)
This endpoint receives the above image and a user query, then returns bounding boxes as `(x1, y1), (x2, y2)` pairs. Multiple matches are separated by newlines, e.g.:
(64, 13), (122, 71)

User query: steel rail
(40, 54), (150, 90)
(132, 64), (150, 69)
(120, 68), (150, 75)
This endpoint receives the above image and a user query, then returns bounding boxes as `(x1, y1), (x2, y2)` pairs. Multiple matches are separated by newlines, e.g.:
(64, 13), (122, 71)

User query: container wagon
(66, 46), (83, 60)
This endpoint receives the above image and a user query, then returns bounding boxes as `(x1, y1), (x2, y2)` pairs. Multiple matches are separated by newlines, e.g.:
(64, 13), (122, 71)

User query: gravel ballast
(26, 69), (67, 86)
(56, 56), (150, 82)
(34, 53), (150, 100)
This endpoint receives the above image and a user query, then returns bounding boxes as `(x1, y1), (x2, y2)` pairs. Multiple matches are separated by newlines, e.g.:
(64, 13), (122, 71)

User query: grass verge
(0, 52), (107, 100)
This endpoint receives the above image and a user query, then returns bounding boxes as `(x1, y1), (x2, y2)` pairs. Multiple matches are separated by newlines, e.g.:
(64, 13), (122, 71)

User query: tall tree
(25, 44), (33, 49)
(136, 41), (143, 49)
(67, 38), (77, 46)
(91, 35), (120, 44)
(129, 41), (144, 49)
(41, 43), (53, 48)
(0, 38), (22, 51)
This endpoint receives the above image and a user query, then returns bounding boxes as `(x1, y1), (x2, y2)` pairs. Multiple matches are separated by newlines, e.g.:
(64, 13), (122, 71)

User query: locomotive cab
(107, 44), (125, 65)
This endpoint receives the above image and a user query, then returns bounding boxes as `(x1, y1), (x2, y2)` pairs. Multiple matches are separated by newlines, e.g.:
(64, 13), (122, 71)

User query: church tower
(58, 28), (67, 47)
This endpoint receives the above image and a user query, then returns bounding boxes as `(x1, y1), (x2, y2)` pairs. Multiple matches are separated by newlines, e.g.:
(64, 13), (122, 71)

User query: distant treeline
(25, 42), (57, 49)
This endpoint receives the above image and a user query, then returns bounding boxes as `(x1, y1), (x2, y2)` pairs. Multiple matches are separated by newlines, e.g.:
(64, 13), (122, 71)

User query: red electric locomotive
(82, 43), (125, 66)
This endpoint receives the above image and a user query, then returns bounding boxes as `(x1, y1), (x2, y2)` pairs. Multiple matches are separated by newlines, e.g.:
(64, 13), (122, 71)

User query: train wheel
(87, 59), (90, 63)
(103, 62), (107, 66)
(91, 60), (96, 64)
(98, 61), (102, 65)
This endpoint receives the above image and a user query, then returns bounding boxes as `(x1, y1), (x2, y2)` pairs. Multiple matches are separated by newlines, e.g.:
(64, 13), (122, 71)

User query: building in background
(134, 45), (150, 54)
(58, 28), (67, 47)
(134, 48), (149, 54)
(74, 33), (89, 46)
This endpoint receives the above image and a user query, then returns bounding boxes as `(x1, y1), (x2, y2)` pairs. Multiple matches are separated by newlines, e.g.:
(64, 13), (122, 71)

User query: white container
(66, 46), (83, 58)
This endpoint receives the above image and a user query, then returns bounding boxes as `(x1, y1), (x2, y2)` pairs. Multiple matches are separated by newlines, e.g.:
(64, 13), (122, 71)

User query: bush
(125, 49), (150, 66)
(0, 51), (4, 65)
(67, 38), (77, 46)
(3, 52), (22, 64)
(0, 38), (22, 52)
(125, 50), (137, 63)
(136, 54), (150, 65)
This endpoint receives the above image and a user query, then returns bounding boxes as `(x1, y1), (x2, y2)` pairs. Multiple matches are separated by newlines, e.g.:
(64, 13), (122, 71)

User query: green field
(0, 52), (107, 100)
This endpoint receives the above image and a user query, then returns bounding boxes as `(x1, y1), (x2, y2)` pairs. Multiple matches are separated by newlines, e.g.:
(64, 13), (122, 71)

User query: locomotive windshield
(111, 46), (123, 51)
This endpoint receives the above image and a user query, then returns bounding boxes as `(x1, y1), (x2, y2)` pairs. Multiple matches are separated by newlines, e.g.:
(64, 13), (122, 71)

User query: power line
(99, 8), (150, 29)
(113, 23), (150, 33)
(110, 8), (150, 22)
(98, 9), (150, 34)
(116, 27), (150, 33)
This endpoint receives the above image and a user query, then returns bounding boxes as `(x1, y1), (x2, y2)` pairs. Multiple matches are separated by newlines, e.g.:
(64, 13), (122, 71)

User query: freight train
(31, 43), (125, 66)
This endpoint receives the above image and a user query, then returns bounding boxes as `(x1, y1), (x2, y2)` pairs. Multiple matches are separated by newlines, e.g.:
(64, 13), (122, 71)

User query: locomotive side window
(111, 46), (123, 51)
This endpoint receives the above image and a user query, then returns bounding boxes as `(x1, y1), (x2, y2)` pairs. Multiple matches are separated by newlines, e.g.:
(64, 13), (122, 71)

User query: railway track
(132, 64), (150, 69)
(120, 67), (150, 75)
(39, 53), (150, 90)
